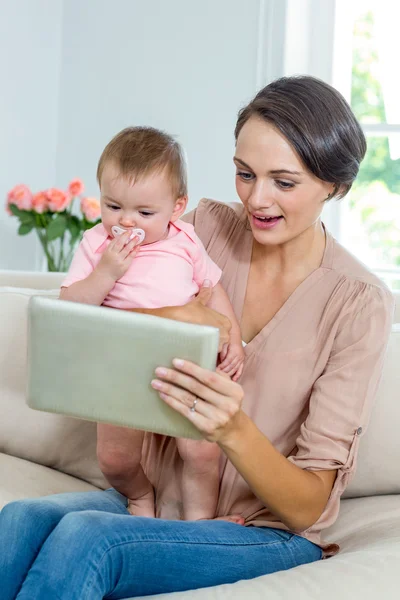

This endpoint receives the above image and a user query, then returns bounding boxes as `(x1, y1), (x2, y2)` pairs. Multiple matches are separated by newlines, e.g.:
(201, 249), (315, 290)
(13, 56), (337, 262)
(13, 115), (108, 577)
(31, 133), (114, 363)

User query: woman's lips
(251, 215), (283, 230)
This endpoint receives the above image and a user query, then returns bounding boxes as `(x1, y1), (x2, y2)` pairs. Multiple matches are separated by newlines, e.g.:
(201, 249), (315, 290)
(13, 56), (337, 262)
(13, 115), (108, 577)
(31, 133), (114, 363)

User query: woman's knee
(0, 497), (67, 545)
(49, 511), (111, 557)
(1, 497), (62, 524)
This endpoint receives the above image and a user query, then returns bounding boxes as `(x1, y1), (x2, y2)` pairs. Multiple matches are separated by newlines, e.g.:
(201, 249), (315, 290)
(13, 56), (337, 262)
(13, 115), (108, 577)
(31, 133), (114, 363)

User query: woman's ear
(170, 196), (188, 221)
(324, 183), (340, 202)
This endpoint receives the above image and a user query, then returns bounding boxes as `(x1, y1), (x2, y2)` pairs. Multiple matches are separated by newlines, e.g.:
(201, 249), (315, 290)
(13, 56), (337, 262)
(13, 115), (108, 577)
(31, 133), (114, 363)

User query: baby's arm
(60, 230), (139, 305)
(208, 283), (244, 381)
(60, 269), (116, 305)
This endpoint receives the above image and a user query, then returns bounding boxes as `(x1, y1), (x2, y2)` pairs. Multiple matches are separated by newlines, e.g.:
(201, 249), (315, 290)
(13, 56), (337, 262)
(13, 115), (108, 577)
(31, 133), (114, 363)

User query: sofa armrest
(0, 270), (64, 290)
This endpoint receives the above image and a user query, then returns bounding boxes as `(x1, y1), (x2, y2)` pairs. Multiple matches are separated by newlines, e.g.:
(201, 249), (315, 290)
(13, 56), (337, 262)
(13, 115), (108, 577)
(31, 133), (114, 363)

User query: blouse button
(356, 427), (363, 436)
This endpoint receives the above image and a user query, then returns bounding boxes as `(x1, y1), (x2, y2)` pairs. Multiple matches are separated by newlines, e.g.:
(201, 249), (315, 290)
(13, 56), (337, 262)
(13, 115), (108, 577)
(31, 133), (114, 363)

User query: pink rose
(5, 193), (13, 215)
(81, 196), (101, 222)
(47, 188), (71, 212)
(6, 184), (33, 212)
(32, 191), (48, 214)
(68, 178), (84, 197)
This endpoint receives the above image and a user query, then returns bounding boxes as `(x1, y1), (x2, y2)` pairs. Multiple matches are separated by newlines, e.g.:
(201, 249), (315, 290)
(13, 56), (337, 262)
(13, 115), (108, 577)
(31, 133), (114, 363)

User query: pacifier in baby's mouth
(111, 226), (146, 245)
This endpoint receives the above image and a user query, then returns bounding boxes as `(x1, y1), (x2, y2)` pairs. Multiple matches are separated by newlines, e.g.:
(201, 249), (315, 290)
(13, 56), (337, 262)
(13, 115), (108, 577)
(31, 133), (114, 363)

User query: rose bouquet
(6, 179), (101, 272)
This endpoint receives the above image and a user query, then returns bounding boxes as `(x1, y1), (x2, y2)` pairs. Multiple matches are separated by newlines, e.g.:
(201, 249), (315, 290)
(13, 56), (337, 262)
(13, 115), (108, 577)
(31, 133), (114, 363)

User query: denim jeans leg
(0, 489), (128, 600)
(16, 513), (322, 600)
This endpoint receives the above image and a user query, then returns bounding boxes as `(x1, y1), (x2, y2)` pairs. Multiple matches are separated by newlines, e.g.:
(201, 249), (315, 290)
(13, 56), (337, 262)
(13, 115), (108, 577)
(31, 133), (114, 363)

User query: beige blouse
(142, 199), (394, 554)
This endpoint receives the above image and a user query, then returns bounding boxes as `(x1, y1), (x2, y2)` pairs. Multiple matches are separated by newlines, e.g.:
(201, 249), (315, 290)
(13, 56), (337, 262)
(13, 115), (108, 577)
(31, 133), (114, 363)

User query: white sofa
(0, 269), (399, 600)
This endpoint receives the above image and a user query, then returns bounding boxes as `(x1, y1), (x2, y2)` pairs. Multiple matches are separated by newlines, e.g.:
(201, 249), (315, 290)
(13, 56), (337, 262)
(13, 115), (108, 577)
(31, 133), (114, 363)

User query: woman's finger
(195, 280), (213, 306)
(168, 359), (242, 400)
(152, 368), (227, 410)
(154, 383), (216, 419)
(157, 389), (228, 441)
(160, 360), (234, 398)
(157, 390), (211, 431)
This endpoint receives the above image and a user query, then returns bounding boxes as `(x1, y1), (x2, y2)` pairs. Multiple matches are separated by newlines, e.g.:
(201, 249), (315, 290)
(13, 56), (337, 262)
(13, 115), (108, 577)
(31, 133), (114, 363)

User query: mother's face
(234, 116), (334, 247)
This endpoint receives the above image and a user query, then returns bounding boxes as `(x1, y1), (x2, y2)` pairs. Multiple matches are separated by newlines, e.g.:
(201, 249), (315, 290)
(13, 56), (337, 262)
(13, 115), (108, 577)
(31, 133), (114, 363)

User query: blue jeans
(0, 489), (322, 599)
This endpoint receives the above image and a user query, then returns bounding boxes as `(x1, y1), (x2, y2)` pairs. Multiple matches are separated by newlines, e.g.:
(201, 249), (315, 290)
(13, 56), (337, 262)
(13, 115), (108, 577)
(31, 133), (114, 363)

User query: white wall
(283, 0), (339, 235)
(0, 0), (63, 269)
(56, 0), (271, 210)
(0, 0), (284, 270)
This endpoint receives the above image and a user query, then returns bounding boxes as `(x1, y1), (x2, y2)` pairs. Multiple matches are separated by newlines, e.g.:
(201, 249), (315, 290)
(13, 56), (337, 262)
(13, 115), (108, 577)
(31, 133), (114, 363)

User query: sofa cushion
(344, 324), (400, 498)
(0, 452), (100, 510)
(0, 269), (64, 290)
(393, 289), (400, 324)
(0, 286), (108, 489)
(0, 282), (398, 501)
(133, 495), (400, 600)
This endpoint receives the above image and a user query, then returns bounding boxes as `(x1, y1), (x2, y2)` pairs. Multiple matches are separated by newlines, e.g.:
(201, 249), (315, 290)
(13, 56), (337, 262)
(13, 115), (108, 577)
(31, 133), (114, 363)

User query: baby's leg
(97, 424), (155, 517)
(176, 438), (221, 521)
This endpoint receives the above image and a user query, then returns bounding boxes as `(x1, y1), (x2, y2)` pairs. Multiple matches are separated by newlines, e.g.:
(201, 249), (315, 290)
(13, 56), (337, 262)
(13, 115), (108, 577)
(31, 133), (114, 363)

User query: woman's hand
(129, 281), (231, 351)
(174, 281), (232, 350)
(151, 358), (244, 444)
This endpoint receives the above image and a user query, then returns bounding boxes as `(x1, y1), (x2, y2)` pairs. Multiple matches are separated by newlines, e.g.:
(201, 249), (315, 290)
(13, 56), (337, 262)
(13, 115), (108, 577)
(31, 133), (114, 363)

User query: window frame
(332, 0), (400, 283)
(279, 0), (400, 284)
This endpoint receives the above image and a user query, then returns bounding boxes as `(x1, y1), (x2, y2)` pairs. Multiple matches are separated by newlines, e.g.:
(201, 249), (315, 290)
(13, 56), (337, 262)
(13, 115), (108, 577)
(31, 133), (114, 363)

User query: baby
(60, 126), (244, 520)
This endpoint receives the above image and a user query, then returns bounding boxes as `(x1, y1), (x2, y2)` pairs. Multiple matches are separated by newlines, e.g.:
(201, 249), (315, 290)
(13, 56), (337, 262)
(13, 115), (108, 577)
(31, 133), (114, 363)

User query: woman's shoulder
(182, 199), (249, 251)
(325, 230), (394, 311)
(183, 198), (247, 225)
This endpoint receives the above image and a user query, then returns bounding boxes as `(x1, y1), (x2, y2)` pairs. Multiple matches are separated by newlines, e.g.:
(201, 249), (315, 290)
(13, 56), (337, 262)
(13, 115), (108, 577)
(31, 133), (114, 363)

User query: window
(333, 0), (400, 290)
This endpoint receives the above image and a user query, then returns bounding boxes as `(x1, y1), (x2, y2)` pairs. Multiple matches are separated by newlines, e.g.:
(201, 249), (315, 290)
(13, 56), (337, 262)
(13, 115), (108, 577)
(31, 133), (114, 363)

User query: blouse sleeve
(181, 198), (234, 251)
(181, 207), (196, 226)
(288, 281), (394, 496)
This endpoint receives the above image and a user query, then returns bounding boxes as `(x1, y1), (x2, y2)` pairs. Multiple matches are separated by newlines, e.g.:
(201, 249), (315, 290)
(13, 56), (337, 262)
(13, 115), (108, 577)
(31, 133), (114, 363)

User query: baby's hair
(97, 126), (187, 197)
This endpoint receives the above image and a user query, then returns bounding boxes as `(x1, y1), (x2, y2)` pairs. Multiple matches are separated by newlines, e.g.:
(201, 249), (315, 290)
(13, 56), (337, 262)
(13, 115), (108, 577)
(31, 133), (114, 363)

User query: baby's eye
(237, 171), (254, 181)
(139, 211), (154, 217)
(107, 204), (120, 211)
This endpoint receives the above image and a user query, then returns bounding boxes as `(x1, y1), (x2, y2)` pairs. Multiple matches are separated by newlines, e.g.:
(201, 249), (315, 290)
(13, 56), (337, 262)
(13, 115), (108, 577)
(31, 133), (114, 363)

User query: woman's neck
(251, 220), (326, 279)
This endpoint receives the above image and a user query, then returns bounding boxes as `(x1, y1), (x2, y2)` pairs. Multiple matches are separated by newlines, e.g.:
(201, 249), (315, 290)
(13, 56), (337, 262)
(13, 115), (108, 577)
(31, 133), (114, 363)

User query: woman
(0, 76), (393, 599)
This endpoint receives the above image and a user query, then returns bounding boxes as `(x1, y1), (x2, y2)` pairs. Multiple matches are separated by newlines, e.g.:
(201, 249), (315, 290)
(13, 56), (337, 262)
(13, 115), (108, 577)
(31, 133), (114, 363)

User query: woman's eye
(276, 180), (295, 190)
(237, 171), (254, 181)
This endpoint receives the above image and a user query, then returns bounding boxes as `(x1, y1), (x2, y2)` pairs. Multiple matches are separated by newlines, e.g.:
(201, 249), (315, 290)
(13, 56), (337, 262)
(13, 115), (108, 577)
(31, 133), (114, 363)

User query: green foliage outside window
(349, 10), (400, 287)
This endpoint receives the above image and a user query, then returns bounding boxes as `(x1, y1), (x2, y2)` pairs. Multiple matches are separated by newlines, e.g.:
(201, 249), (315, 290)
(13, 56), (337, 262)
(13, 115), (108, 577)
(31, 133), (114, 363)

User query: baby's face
(100, 161), (183, 245)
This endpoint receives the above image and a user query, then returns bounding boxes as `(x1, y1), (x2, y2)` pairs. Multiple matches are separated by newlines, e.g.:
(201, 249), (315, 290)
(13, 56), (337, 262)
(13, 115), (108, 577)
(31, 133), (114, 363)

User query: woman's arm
(151, 360), (335, 532)
(152, 284), (393, 532)
(220, 412), (336, 531)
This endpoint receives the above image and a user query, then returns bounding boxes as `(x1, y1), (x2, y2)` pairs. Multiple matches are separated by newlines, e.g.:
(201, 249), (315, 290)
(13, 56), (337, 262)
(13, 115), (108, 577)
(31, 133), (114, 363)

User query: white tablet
(27, 296), (219, 440)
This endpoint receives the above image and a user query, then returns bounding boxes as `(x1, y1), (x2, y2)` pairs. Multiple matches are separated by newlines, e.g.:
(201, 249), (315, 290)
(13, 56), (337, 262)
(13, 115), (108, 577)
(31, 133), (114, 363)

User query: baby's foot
(212, 514), (245, 525)
(127, 487), (155, 518)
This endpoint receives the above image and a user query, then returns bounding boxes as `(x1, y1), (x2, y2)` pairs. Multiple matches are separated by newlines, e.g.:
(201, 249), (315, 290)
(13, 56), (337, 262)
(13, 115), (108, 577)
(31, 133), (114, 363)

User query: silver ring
(190, 398), (199, 412)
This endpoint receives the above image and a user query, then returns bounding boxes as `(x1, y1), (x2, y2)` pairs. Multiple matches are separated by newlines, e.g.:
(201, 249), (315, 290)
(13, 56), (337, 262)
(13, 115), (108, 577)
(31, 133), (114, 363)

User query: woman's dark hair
(234, 76), (366, 199)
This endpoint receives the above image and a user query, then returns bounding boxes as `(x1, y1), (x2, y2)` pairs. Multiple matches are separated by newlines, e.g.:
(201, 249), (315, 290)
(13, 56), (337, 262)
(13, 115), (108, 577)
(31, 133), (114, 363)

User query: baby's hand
(217, 342), (245, 382)
(97, 230), (140, 282)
